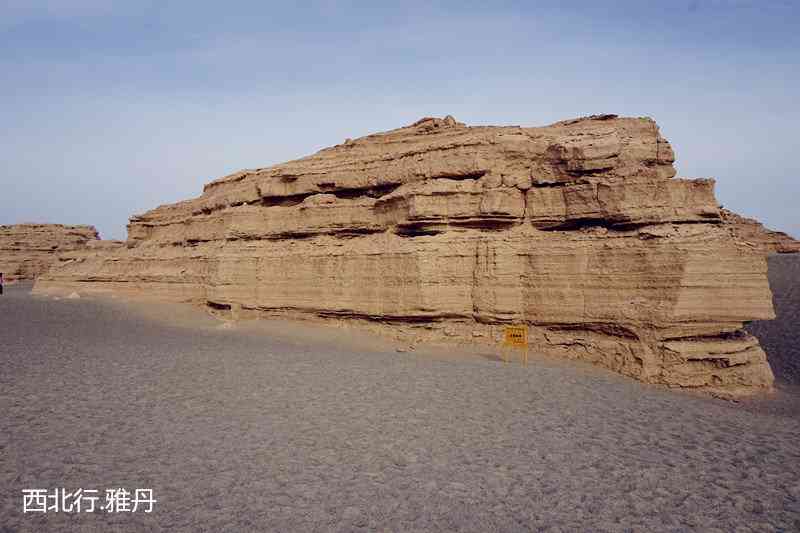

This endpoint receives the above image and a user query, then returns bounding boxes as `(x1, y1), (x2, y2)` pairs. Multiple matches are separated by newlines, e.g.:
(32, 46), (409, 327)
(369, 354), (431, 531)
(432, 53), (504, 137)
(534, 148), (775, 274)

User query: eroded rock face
(35, 115), (786, 395)
(0, 224), (100, 281)
(722, 209), (800, 254)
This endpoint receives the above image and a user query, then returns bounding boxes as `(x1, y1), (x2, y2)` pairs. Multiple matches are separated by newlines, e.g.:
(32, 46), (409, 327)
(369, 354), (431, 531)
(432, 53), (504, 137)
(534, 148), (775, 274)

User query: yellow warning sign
(502, 325), (529, 365)
(503, 325), (528, 347)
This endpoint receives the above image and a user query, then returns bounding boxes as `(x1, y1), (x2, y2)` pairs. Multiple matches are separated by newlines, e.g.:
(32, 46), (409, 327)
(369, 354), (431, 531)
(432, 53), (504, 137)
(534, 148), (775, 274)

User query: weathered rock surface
(0, 224), (100, 281)
(722, 209), (800, 254)
(35, 115), (787, 395)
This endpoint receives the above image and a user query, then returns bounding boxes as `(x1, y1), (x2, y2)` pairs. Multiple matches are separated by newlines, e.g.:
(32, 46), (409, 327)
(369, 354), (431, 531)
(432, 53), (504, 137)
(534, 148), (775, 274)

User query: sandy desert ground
(747, 254), (800, 386)
(1, 271), (799, 532)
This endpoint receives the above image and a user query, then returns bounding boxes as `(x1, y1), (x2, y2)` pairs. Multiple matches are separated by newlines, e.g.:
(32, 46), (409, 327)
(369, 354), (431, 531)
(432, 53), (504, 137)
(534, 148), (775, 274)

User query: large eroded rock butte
(35, 114), (798, 396)
(0, 224), (100, 281)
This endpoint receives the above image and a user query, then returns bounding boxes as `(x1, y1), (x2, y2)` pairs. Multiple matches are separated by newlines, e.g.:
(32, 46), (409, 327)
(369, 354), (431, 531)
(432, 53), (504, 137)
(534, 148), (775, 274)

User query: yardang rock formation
(35, 114), (796, 396)
(0, 224), (100, 281)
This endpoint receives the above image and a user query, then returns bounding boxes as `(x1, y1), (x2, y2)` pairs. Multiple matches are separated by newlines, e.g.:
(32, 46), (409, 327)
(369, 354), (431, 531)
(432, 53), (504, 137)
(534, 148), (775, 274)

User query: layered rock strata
(36, 115), (781, 395)
(722, 209), (800, 254)
(0, 224), (100, 281)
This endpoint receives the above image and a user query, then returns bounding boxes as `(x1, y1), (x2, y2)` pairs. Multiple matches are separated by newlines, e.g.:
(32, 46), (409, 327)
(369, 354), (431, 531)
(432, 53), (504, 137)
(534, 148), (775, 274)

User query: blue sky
(1, 0), (798, 240)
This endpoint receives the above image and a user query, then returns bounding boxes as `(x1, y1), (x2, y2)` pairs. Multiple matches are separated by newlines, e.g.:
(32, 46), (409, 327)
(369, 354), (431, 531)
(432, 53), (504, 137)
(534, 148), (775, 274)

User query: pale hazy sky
(1, 1), (798, 240)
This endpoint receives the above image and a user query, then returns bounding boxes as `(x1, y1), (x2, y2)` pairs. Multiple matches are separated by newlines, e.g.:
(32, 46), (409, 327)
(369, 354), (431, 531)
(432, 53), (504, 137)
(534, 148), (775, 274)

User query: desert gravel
(1, 282), (799, 532)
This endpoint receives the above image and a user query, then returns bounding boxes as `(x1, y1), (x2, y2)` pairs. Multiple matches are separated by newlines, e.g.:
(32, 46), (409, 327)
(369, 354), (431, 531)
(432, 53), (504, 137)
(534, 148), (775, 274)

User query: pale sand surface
(2, 283), (800, 532)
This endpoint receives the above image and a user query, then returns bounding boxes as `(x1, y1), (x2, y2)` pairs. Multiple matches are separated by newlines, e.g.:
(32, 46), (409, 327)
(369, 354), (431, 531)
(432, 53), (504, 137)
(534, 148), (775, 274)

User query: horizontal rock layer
(722, 209), (800, 254)
(0, 224), (100, 281)
(35, 115), (786, 396)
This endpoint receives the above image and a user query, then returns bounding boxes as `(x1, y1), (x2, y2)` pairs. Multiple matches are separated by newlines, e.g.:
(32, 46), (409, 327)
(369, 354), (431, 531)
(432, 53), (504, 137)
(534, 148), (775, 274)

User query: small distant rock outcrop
(0, 224), (101, 281)
(34, 114), (797, 396)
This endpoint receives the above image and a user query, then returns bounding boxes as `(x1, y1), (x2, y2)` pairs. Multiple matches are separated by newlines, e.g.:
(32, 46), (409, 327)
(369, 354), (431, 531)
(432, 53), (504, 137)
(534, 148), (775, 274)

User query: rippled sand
(2, 284), (799, 532)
